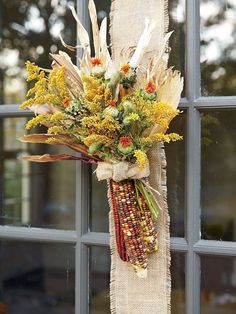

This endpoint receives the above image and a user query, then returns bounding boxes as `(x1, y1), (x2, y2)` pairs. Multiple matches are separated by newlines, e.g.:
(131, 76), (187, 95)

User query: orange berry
(107, 100), (117, 107)
(91, 57), (102, 66)
(145, 80), (156, 93)
(63, 97), (70, 107)
(120, 64), (131, 74)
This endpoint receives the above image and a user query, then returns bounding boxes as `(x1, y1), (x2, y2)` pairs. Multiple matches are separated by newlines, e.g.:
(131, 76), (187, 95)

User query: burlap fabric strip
(108, 1), (170, 313)
(108, 144), (170, 314)
(96, 161), (150, 182)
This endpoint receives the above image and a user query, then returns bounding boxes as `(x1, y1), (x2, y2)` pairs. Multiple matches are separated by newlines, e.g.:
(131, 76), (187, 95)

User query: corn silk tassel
(109, 178), (159, 277)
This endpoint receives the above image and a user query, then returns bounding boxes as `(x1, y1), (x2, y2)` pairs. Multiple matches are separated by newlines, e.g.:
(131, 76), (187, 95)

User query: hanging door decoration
(19, 0), (183, 313)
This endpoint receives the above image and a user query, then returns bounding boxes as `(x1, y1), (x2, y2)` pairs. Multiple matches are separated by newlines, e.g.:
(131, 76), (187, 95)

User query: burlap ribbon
(108, 1), (170, 313)
(96, 161), (150, 182)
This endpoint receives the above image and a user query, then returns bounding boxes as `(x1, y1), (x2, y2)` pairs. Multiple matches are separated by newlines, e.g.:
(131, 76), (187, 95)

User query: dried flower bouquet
(19, 0), (183, 277)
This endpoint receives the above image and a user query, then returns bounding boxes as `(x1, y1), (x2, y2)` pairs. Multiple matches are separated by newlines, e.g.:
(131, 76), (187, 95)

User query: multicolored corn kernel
(110, 179), (148, 273)
(138, 194), (158, 253)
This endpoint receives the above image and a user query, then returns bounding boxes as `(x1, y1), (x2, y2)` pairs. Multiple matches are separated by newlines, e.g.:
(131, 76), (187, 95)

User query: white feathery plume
(129, 18), (157, 68)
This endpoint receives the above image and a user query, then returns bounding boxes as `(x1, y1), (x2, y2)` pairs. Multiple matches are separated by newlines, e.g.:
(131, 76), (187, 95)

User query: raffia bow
(96, 161), (150, 182)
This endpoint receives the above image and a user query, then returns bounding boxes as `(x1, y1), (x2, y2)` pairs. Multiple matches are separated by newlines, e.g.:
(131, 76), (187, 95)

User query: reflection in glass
(89, 247), (185, 314)
(89, 247), (110, 314)
(0, 117), (76, 230)
(169, 0), (185, 90)
(171, 253), (186, 314)
(90, 167), (109, 233)
(0, 241), (75, 314)
(0, 0), (76, 104)
(166, 112), (186, 238)
(201, 0), (236, 96)
(201, 111), (236, 241)
(201, 255), (236, 314)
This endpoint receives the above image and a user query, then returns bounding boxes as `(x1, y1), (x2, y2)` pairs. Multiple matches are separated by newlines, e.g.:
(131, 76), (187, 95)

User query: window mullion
(76, 1), (90, 314)
(0, 225), (77, 242)
(195, 97), (236, 109)
(185, 106), (201, 314)
(0, 105), (32, 117)
(186, 0), (201, 102)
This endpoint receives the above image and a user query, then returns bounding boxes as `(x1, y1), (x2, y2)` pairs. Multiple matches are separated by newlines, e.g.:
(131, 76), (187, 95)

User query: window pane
(89, 247), (185, 314)
(166, 112), (186, 238)
(90, 169), (109, 233)
(201, 255), (236, 314)
(169, 0), (186, 96)
(201, 0), (236, 96)
(89, 247), (110, 314)
(0, 117), (76, 230)
(0, 0), (76, 104)
(201, 110), (236, 241)
(171, 253), (186, 314)
(0, 241), (75, 313)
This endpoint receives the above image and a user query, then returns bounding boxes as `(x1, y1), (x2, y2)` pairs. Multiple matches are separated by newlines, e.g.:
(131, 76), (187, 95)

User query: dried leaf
(19, 134), (87, 154)
(59, 34), (82, 52)
(150, 31), (173, 79)
(157, 70), (183, 108)
(99, 17), (112, 69)
(69, 5), (91, 55)
(20, 154), (90, 162)
(50, 53), (83, 91)
(88, 0), (100, 56)
(129, 19), (157, 68)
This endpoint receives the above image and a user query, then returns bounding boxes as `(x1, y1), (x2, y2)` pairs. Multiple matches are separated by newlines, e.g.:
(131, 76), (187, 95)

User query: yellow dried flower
(81, 115), (120, 137)
(82, 75), (107, 113)
(134, 150), (148, 169)
(83, 134), (114, 146)
(142, 132), (182, 145)
(148, 101), (179, 125)
(49, 67), (70, 100)
(25, 61), (41, 81)
(104, 88), (112, 102)
(25, 114), (50, 129)
(47, 126), (66, 134)
(127, 112), (139, 121)
(27, 72), (47, 97)
(50, 112), (68, 123)
(20, 98), (34, 109)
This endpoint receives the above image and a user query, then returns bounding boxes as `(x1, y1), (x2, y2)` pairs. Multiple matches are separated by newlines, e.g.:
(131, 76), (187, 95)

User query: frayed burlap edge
(108, 144), (171, 314)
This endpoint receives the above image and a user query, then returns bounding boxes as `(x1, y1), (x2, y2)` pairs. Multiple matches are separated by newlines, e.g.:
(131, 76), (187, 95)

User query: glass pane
(171, 253), (186, 314)
(89, 247), (110, 314)
(201, 110), (236, 241)
(201, 0), (236, 96)
(166, 112), (186, 238)
(169, 0), (186, 95)
(89, 247), (185, 314)
(0, 240), (75, 313)
(0, 117), (76, 230)
(90, 168), (109, 233)
(201, 255), (236, 314)
(0, 0), (76, 104)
